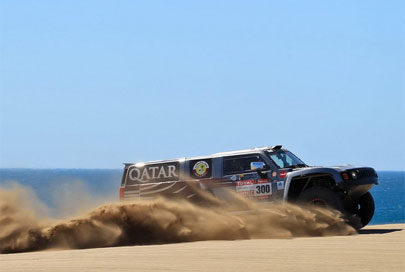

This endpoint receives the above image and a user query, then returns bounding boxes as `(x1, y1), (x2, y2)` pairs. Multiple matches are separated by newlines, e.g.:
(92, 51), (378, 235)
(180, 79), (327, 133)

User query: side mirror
(250, 162), (266, 171)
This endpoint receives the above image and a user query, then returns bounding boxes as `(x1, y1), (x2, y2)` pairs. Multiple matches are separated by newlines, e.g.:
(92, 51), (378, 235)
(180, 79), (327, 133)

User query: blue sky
(0, 1), (404, 170)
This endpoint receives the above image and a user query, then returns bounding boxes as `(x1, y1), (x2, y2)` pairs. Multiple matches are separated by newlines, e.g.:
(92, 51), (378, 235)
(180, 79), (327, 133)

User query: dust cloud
(0, 184), (356, 254)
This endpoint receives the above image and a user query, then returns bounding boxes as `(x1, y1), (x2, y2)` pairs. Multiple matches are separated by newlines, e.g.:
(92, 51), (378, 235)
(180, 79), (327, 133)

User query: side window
(223, 155), (266, 175)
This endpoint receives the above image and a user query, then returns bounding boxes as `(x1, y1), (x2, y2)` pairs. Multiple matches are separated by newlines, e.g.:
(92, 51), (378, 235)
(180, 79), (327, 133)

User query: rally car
(119, 145), (378, 228)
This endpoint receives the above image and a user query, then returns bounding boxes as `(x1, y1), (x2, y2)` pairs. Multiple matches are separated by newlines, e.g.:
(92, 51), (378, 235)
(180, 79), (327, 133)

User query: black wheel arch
(286, 173), (338, 202)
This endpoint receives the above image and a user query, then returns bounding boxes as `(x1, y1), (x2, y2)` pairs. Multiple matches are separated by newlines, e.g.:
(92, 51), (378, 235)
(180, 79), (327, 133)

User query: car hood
(290, 165), (370, 173)
(285, 165), (377, 185)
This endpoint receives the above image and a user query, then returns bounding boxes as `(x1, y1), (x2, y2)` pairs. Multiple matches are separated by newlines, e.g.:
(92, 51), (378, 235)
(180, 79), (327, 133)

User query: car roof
(124, 145), (284, 166)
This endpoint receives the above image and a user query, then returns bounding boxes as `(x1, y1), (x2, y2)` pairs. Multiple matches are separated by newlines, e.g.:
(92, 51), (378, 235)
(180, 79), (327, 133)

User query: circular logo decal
(193, 161), (210, 178)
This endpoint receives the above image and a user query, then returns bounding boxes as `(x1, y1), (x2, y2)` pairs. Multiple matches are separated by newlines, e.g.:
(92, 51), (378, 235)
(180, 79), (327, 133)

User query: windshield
(266, 150), (307, 169)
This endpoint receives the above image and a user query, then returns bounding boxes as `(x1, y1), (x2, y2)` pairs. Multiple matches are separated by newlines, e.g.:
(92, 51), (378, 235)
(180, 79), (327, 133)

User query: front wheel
(346, 192), (375, 228)
(297, 186), (344, 212)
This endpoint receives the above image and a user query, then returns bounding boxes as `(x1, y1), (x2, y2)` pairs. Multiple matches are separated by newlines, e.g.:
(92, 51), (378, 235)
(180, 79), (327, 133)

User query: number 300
(256, 184), (270, 194)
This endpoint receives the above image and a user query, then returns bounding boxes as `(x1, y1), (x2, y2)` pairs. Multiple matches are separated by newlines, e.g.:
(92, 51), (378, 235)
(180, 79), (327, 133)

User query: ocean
(0, 169), (403, 225)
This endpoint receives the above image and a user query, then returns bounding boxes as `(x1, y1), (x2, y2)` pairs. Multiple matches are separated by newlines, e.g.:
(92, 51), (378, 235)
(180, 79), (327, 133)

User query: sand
(1, 223), (403, 272)
(0, 186), (357, 253)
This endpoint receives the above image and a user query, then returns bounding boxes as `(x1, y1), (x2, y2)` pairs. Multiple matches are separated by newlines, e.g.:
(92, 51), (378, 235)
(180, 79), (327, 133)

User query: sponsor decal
(279, 171), (287, 178)
(128, 162), (180, 183)
(236, 179), (272, 197)
(277, 181), (284, 190)
(238, 190), (255, 197)
(190, 159), (212, 179)
(257, 179), (269, 184)
(193, 161), (209, 177)
(230, 175), (239, 181)
(236, 180), (255, 187)
(272, 171), (277, 177)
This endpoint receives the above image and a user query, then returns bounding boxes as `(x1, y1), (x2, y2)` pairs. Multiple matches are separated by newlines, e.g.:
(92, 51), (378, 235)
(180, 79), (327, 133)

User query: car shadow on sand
(358, 228), (403, 234)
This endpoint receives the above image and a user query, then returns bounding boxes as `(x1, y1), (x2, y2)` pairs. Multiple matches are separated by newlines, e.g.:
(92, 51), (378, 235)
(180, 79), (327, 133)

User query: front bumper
(338, 167), (378, 199)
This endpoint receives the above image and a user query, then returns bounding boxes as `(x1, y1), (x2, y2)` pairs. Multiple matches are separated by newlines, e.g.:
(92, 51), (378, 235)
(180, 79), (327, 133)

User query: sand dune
(0, 223), (403, 272)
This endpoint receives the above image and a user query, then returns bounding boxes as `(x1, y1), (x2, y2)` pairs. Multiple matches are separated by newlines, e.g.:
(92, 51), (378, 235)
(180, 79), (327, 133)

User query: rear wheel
(298, 186), (344, 211)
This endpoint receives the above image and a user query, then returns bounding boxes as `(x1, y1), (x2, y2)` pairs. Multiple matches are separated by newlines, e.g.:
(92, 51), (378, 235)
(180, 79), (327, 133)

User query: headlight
(341, 170), (359, 180)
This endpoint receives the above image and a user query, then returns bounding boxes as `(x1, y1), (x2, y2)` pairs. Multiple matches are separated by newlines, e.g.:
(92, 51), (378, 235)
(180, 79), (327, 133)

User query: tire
(298, 186), (344, 212)
(352, 192), (375, 228)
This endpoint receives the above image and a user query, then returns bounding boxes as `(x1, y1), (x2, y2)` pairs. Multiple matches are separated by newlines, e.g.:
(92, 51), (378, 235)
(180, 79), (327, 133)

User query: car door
(222, 154), (275, 201)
